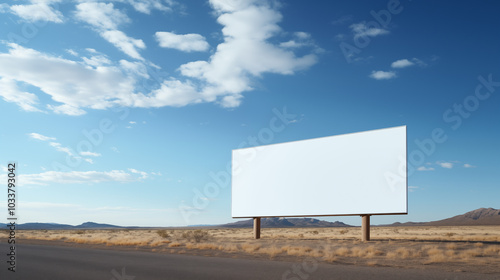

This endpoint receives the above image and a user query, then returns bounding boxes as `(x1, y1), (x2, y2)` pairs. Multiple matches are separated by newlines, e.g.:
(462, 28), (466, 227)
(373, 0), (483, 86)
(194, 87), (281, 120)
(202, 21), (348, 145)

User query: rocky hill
(426, 208), (500, 226)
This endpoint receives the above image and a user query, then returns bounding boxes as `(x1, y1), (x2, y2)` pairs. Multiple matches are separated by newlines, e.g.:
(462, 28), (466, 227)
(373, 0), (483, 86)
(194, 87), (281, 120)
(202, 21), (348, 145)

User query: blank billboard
(232, 126), (407, 218)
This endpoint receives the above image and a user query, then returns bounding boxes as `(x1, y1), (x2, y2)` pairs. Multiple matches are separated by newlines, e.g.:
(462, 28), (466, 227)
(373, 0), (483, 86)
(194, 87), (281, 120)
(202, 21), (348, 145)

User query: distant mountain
(388, 208), (500, 227)
(2, 208), (497, 230)
(221, 217), (353, 228)
(74, 222), (123, 229)
(426, 208), (500, 226)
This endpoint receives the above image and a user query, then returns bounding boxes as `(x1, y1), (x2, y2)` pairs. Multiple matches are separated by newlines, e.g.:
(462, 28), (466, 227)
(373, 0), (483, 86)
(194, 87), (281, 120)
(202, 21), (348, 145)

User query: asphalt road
(1, 243), (498, 280)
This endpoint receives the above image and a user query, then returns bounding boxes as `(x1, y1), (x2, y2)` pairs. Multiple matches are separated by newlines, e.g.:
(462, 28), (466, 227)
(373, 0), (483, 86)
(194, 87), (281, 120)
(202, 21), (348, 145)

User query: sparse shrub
(74, 230), (85, 235)
(474, 242), (484, 248)
(169, 242), (182, 247)
(339, 229), (349, 235)
(460, 248), (482, 258)
(335, 247), (350, 256)
(445, 232), (455, 238)
(311, 230), (319, 235)
(446, 243), (458, 250)
(298, 234), (304, 238)
(425, 247), (447, 263)
(156, 230), (170, 239)
(182, 230), (210, 243)
(483, 245), (500, 255)
(241, 243), (261, 253)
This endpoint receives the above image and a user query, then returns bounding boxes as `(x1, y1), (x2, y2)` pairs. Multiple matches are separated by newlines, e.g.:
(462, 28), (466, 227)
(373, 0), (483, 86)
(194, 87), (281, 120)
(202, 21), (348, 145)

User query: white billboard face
(232, 126), (407, 218)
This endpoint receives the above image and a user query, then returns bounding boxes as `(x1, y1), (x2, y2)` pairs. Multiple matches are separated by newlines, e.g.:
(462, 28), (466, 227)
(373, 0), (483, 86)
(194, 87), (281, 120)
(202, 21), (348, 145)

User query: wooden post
(253, 217), (261, 239)
(361, 215), (370, 241)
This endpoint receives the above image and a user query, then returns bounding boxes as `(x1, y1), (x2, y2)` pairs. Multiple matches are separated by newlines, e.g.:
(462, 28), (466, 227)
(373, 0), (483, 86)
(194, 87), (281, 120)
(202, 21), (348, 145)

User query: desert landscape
(3, 225), (499, 275)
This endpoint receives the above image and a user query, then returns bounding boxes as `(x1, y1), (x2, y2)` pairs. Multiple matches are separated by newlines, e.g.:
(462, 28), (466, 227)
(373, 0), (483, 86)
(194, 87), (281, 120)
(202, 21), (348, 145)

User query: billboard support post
(253, 217), (261, 239)
(361, 215), (370, 241)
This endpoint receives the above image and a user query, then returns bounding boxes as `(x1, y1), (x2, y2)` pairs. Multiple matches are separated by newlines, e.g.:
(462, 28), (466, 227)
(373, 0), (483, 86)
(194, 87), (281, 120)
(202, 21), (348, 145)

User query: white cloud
(82, 54), (112, 67)
(119, 60), (149, 79)
(49, 142), (73, 156)
(101, 30), (146, 60)
(0, 77), (42, 112)
(28, 132), (56, 141)
(0, 4), (10, 13)
(47, 104), (87, 116)
(0, 43), (136, 115)
(10, 1), (64, 23)
(438, 162), (453, 169)
(369, 70), (396, 80)
(279, 32), (318, 49)
(417, 166), (435, 171)
(74, 2), (129, 30)
(174, 0), (317, 107)
(126, 0), (173, 14)
(75, 2), (145, 61)
(155, 32), (210, 52)
(128, 168), (148, 179)
(463, 163), (475, 168)
(408, 186), (419, 192)
(29, 132), (79, 158)
(391, 58), (427, 68)
(80, 151), (101, 157)
(391, 59), (414, 68)
(0, 1), (318, 114)
(66, 49), (78, 56)
(13, 170), (148, 186)
(350, 22), (389, 39)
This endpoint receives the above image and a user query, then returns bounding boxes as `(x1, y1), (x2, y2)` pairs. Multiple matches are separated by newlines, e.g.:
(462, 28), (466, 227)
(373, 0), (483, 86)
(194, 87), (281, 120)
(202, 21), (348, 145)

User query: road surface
(1, 243), (497, 280)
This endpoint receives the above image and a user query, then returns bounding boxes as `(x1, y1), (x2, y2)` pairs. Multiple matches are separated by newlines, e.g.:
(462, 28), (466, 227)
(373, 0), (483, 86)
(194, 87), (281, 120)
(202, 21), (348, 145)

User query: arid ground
(3, 226), (500, 275)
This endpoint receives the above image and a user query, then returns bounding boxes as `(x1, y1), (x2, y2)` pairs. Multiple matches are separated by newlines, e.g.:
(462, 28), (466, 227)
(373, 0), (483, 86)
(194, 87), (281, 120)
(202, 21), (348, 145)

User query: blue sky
(0, 0), (499, 227)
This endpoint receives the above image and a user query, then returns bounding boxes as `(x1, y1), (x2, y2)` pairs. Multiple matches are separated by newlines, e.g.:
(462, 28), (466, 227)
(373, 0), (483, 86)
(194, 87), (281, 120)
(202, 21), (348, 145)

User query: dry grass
(5, 225), (499, 273)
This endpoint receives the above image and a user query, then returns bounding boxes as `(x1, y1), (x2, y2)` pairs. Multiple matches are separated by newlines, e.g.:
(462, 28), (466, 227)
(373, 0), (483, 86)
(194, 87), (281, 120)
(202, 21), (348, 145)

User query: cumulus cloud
(127, 0), (173, 14)
(74, 2), (129, 30)
(174, 0), (317, 107)
(0, 43), (135, 114)
(350, 22), (389, 39)
(391, 59), (414, 68)
(0, 77), (42, 112)
(155, 32), (210, 52)
(75, 2), (145, 60)
(463, 163), (475, 168)
(391, 58), (427, 68)
(10, 1), (64, 23)
(369, 70), (396, 80)
(101, 30), (146, 60)
(438, 162), (453, 169)
(0, 0), (318, 114)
